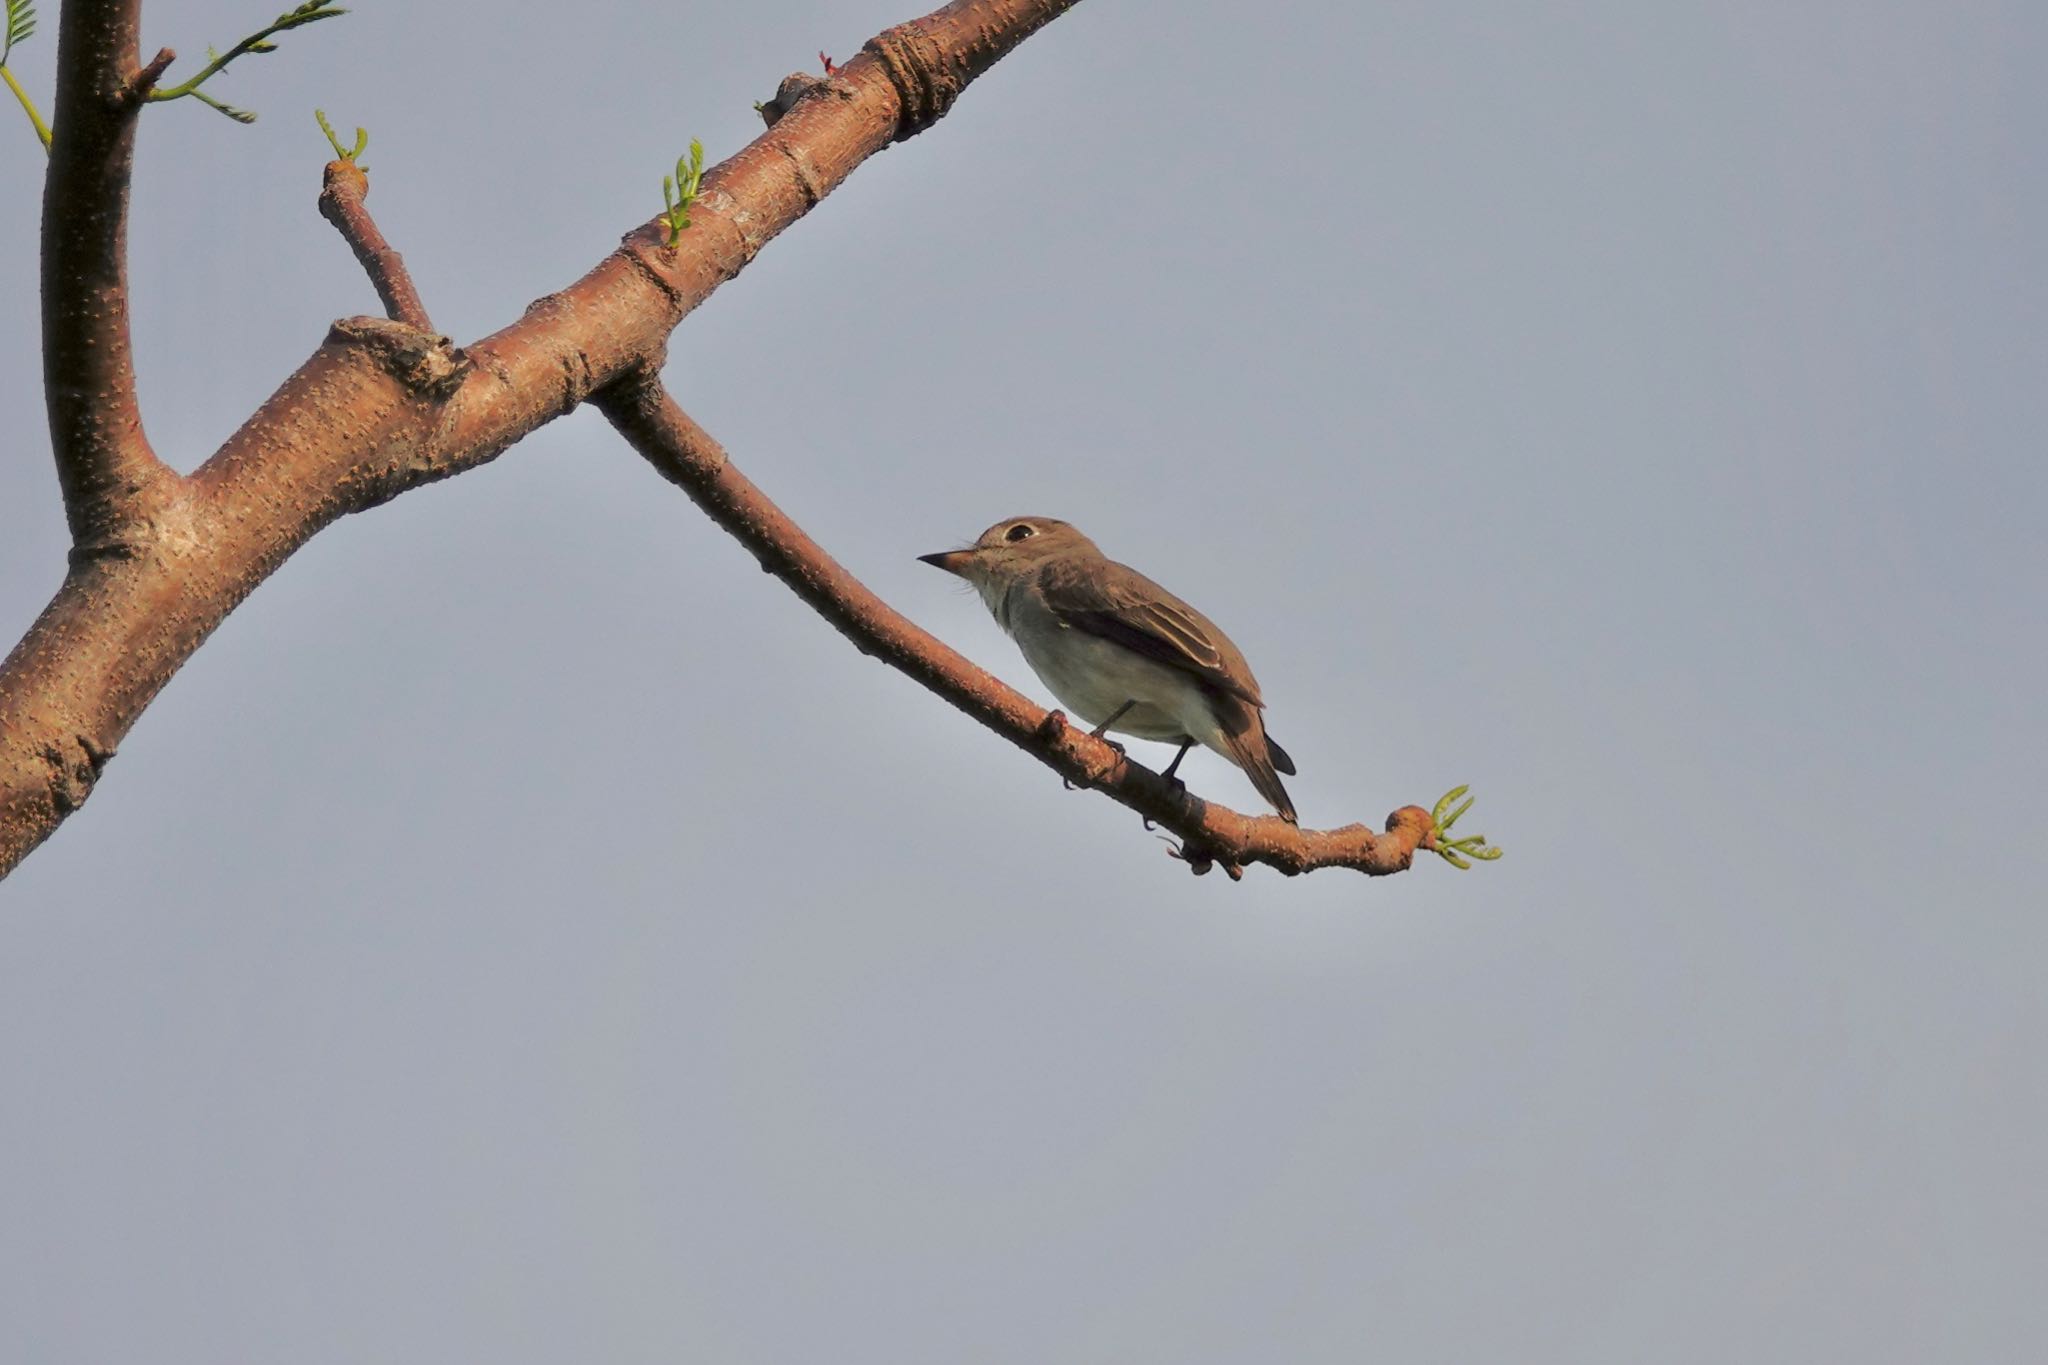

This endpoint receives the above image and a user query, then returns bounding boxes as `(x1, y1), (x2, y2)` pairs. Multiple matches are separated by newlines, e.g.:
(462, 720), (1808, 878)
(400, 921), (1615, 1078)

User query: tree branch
(593, 374), (1438, 881)
(317, 159), (432, 331)
(41, 0), (178, 551)
(1, 0), (1085, 878)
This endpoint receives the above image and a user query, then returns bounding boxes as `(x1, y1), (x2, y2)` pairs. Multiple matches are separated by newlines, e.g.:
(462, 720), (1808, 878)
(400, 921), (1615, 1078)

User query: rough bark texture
(40, 0), (176, 552)
(5, 0), (1454, 884)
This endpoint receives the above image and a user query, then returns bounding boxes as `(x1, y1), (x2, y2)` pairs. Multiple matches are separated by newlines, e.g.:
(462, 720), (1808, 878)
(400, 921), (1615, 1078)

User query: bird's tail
(1217, 699), (1298, 823)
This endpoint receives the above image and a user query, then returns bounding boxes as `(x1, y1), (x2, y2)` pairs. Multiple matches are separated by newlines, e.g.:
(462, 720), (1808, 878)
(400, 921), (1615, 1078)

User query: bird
(919, 516), (1298, 822)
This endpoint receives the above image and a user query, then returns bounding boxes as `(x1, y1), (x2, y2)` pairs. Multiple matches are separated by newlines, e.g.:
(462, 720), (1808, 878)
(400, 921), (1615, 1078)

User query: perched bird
(920, 517), (1298, 822)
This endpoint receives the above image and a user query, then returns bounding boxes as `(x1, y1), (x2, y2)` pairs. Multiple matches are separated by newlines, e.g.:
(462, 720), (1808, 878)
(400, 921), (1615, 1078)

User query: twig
(2, 63), (50, 149)
(317, 158), (432, 331)
(1, 0), (51, 149)
(144, 0), (347, 124)
(593, 374), (1439, 881)
(126, 44), (173, 99)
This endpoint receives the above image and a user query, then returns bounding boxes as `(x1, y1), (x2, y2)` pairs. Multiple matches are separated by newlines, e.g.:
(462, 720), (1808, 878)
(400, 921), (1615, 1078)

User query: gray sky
(3, 1), (2044, 1360)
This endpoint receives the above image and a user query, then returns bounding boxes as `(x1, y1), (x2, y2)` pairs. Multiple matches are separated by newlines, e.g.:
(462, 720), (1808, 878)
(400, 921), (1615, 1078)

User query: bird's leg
(1140, 740), (1196, 830)
(1087, 700), (1136, 755)
(1158, 740), (1194, 789)
(1066, 701), (1133, 793)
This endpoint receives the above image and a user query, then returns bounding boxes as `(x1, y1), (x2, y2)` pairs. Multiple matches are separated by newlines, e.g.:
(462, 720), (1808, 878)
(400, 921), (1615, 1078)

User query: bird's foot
(1167, 838), (1244, 881)
(1083, 722), (1126, 757)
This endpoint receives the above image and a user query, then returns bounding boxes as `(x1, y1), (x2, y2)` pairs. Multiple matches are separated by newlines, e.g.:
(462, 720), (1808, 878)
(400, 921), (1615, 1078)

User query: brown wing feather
(1035, 557), (1266, 709)
(1215, 695), (1298, 822)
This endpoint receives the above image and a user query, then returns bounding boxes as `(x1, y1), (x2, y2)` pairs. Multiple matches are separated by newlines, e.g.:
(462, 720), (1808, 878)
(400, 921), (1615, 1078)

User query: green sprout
(315, 107), (366, 166)
(1, 0), (32, 63)
(3, 0), (51, 151)
(146, 0), (350, 124)
(1429, 784), (1503, 870)
(660, 138), (706, 246)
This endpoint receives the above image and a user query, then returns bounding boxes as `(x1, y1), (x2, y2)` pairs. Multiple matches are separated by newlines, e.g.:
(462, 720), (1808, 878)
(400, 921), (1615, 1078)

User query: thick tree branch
(317, 159), (432, 331)
(594, 375), (1438, 881)
(41, 0), (178, 551)
(1, 0), (1082, 877)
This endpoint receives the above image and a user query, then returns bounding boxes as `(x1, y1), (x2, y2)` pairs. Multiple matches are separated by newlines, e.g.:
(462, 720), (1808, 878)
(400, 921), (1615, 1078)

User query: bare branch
(594, 375), (1438, 881)
(42, 0), (178, 550)
(317, 159), (432, 331)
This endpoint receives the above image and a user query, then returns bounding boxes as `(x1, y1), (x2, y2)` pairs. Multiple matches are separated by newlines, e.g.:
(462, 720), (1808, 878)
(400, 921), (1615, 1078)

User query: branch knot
(756, 72), (833, 127)
(328, 317), (468, 400)
(864, 22), (959, 139)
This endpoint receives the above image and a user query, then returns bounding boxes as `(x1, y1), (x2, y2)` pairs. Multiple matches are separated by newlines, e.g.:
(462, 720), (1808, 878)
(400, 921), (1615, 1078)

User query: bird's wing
(1035, 557), (1266, 709)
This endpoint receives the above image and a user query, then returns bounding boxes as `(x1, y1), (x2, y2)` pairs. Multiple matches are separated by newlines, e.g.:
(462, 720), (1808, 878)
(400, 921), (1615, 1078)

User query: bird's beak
(917, 550), (975, 577)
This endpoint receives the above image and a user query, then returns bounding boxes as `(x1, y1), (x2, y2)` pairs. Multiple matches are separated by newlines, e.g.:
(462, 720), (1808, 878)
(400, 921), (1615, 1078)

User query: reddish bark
(4, 0), (1448, 884)
(1, 0), (1083, 877)
(40, 0), (176, 553)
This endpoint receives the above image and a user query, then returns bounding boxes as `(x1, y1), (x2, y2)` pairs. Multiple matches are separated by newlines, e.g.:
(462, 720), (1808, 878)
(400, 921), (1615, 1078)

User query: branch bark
(317, 160), (432, 331)
(41, 0), (178, 552)
(1, 0), (1082, 878)
(594, 376), (1438, 880)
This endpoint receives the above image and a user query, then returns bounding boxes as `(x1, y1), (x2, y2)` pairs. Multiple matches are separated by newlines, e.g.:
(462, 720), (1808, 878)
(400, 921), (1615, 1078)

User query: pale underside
(981, 577), (1236, 756)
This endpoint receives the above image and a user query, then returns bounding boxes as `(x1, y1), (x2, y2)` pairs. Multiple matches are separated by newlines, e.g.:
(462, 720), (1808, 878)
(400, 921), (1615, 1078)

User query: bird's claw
(1166, 839), (1243, 880)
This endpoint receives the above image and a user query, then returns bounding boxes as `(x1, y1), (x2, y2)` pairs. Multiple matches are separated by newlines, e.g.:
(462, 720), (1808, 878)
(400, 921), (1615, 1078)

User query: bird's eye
(1005, 523), (1036, 542)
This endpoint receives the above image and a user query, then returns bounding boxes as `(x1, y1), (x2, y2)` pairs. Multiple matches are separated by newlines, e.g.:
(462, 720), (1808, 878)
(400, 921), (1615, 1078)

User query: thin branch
(317, 159), (432, 331)
(593, 374), (1439, 881)
(41, 0), (178, 550)
(2, 0), (52, 147)
(143, 0), (346, 124)
(2, 62), (52, 149)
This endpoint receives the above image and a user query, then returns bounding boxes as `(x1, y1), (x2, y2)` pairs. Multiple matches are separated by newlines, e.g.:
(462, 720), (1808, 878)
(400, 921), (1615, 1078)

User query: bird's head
(918, 516), (1101, 583)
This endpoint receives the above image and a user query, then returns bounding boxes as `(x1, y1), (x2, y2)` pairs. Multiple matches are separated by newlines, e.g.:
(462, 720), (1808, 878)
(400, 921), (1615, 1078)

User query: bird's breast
(1006, 611), (1213, 742)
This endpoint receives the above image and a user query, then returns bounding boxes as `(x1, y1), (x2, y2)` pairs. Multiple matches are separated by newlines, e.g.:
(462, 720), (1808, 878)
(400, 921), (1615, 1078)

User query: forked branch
(1, 0), (1089, 878)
